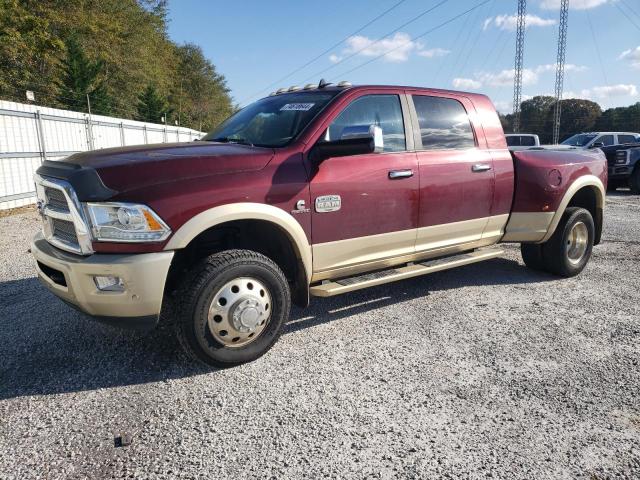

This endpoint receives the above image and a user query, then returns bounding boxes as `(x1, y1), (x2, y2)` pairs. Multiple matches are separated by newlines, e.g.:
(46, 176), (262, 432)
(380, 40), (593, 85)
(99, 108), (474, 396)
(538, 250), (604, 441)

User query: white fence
(0, 100), (204, 210)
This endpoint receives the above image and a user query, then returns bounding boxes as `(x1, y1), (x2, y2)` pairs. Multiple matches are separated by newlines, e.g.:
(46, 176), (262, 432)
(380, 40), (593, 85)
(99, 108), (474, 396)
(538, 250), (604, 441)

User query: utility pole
(86, 93), (92, 116)
(552, 0), (569, 144)
(512, 0), (527, 133)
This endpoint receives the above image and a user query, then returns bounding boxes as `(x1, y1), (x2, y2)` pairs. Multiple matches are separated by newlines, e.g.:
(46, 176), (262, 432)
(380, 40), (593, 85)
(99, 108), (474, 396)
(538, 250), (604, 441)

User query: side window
(521, 136), (536, 146)
(506, 136), (519, 147)
(598, 135), (614, 146)
(412, 95), (476, 150)
(327, 95), (406, 152)
(618, 134), (636, 144)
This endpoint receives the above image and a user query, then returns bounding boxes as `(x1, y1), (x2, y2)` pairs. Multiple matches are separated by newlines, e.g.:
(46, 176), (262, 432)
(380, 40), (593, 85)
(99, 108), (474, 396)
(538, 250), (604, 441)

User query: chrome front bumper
(31, 232), (174, 329)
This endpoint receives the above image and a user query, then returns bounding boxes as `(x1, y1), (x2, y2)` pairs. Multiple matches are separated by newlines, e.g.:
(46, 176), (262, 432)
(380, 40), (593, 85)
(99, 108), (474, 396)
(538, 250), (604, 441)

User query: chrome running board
(309, 248), (504, 297)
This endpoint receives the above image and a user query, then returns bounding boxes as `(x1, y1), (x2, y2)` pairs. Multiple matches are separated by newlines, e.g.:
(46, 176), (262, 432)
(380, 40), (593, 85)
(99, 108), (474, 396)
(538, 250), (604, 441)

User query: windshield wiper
(209, 136), (254, 146)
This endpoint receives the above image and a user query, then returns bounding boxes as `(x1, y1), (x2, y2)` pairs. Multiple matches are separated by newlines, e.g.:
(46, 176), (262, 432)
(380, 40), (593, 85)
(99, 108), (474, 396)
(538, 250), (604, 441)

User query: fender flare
(164, 203), (312, 283)
(539, 175), (605, 243)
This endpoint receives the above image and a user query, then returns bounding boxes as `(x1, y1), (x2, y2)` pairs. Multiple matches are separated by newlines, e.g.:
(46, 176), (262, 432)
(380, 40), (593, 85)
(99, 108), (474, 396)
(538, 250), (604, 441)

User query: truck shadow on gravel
(0, 257), (554, 400)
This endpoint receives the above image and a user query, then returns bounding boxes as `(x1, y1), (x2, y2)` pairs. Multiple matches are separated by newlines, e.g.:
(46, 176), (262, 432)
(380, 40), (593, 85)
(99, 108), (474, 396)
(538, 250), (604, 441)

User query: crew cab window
(618, 134), (637, 144)
(505, 136), (519, 147)
(597, 135), (614, 146)
(412, 95), (476, 150)
(327, 95), (406, 152)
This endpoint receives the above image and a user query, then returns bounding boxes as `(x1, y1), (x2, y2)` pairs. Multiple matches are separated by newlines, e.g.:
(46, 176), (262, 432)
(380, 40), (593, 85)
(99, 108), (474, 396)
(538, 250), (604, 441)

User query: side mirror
(590, 142), (604, 149)
(310, 125), (384, 163)
(340, 125), (384, 153)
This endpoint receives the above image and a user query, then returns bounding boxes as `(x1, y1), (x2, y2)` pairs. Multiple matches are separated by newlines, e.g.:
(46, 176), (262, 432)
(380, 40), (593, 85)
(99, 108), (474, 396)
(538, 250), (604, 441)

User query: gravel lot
(1, 193), (639, 479)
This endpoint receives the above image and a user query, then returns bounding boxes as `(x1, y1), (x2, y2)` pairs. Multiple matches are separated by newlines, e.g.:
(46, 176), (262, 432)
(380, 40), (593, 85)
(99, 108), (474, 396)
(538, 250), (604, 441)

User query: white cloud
(452, 78), (482, 90)
(619, 46), (640, 69)
(417, 48), (450, 58)
(342, 32), (417, 63)
(331, 32), (449, 63)
(581, 84), (639, 99)
(483, 14), (556, 31)
(540, 0), (610, 10)
(456, 63), (587, 89)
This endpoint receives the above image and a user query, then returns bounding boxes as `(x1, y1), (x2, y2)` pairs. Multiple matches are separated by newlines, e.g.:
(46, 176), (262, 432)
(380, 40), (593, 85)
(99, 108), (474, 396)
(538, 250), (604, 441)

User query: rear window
(412, 95), (476, 150)
(618, 134), (638, 144)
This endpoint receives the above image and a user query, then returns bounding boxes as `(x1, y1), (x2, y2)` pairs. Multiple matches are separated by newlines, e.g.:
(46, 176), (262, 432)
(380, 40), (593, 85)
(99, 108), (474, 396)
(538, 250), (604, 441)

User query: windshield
(561, 134), (597, 146)
(202, 91), (340, 147)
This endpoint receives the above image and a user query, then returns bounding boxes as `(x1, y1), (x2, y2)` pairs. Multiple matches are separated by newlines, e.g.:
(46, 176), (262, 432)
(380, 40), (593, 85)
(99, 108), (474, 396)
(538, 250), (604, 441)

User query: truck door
(308, 93), (419, 276)
(408, 94), (496, 253)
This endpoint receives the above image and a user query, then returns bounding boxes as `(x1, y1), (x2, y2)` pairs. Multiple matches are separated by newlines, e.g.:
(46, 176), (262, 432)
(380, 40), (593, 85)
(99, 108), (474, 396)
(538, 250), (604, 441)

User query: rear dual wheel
(521, 207), (594, 277)
(175, 249), (290, 367)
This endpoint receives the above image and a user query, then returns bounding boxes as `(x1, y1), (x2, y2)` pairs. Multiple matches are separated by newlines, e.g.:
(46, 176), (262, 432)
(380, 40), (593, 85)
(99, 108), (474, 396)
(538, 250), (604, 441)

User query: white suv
(561, 132), (640, 148)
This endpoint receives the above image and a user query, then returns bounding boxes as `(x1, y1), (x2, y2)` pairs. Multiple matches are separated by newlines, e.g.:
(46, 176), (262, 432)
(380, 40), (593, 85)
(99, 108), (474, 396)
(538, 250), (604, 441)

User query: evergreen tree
(58, 35), (112, 115)
(137, 84), (169, 123)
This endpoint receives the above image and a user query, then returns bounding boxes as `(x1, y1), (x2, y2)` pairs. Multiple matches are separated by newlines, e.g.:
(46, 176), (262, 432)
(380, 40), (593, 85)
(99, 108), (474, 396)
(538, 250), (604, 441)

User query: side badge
(315, 195), (341, 213)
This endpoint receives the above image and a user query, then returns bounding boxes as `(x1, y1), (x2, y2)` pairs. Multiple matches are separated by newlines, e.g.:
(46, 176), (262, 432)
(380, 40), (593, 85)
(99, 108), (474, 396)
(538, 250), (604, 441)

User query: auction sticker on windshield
(280, 103), (315, 111)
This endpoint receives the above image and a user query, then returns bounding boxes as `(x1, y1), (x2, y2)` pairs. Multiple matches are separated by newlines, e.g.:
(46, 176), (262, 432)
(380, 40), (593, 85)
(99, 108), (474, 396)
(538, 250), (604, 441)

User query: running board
(310, 248), (504, 297)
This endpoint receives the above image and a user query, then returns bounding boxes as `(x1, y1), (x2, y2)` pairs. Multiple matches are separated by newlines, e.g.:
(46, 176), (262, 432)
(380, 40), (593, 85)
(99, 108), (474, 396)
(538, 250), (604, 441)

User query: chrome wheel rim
(207, 277), (272, 348)
(566, 221), (589, 265)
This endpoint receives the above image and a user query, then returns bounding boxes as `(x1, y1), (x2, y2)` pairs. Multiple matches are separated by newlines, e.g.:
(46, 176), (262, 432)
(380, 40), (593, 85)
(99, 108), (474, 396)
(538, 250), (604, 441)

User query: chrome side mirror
(340, 124), (384, 153)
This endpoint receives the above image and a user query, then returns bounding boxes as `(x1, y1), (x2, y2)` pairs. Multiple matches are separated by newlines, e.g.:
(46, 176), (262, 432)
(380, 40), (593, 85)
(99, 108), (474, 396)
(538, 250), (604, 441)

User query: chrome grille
(51, 218), (79, 244)
(34, 174), (93, 255)
(45, 187), (69, 211)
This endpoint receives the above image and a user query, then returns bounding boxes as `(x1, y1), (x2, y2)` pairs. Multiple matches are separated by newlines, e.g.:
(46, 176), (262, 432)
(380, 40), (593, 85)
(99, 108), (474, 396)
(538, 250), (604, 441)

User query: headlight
(85, 202), (171, 242)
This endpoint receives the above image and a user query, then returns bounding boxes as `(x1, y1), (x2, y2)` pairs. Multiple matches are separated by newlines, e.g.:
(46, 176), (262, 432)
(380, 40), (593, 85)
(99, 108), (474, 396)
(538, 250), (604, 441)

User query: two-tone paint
(32, 84), (607, 320)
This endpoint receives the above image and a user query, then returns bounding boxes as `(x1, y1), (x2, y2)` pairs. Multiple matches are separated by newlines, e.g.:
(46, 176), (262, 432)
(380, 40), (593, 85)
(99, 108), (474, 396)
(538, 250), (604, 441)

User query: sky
(166, 0), (640, 113)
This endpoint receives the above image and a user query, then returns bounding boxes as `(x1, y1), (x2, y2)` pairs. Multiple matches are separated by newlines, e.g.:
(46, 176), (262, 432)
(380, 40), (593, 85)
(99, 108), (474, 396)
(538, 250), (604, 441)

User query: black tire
(175, 249), (290, 367)
(541, 207), (595, 277)
(520, 243), (545, 271)
(630, 167), (640, 194)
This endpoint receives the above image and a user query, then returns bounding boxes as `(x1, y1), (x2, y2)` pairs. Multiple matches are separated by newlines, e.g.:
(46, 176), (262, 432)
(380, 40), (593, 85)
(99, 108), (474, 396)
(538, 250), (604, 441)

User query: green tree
(136, 84), (169, 123)
(58, 35), (112, 115)
(552, 98), (601, 142)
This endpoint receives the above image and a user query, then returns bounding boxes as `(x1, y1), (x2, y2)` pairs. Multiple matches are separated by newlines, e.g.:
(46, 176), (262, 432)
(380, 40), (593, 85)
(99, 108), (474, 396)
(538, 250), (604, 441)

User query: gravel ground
(1, 193), (639, 479)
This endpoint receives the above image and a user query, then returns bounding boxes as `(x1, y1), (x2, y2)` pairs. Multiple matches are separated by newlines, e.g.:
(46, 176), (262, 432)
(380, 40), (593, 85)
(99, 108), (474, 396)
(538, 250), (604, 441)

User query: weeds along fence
(0, 100), (204, 210)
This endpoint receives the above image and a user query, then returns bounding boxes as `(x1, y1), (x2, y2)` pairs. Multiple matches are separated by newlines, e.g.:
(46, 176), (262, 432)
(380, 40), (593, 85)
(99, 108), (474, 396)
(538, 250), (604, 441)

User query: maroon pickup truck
(31, 83), (607, 366)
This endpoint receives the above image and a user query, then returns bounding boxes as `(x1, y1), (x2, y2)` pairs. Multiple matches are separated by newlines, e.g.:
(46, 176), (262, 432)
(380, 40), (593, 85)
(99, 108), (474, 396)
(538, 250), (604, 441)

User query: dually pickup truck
(31, 82), (607, 366)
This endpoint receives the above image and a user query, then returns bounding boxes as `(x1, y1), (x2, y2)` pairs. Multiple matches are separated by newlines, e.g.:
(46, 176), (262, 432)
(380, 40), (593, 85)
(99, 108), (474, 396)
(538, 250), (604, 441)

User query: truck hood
(63, 141), (275, 193)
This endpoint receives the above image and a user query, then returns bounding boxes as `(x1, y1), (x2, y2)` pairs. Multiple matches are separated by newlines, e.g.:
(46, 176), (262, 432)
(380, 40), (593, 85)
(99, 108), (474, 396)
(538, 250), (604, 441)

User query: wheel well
(166, 220), (309, 307)
(567, 186), (603, 245)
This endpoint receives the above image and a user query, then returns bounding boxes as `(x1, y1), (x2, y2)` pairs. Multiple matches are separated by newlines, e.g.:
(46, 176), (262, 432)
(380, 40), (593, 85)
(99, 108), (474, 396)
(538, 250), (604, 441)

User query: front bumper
(608, 165), (633, 180)
(31, 232), (174, 329)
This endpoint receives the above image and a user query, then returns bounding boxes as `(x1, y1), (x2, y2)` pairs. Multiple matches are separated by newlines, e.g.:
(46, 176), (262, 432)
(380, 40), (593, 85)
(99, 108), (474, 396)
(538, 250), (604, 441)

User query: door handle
(471, 164), (492, 172)
(388, 169), (414, 179)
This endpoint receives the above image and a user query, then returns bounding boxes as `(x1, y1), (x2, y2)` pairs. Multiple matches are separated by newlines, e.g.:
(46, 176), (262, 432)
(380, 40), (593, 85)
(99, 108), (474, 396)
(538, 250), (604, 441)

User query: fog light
(94, 275), (125, 292)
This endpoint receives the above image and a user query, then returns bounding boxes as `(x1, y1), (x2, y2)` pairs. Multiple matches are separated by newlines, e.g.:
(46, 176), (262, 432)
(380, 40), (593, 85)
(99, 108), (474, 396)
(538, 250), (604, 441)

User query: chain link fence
(0, 100), (204, 210)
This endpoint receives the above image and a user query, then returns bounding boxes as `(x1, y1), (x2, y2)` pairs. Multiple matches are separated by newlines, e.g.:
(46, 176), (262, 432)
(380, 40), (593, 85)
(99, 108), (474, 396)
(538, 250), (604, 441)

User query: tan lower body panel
(502, 212), (555, 242)
(312, 214), (509, 282)
(310, 247), (504, 297)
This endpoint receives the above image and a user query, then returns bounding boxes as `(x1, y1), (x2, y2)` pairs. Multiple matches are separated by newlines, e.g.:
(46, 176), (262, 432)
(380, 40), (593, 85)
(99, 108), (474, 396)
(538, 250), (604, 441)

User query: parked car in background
(30, 83), (607, 367)
(561, 132), (640, 149)
(600, 143), (640, 192)
(505, 133), (540, 150)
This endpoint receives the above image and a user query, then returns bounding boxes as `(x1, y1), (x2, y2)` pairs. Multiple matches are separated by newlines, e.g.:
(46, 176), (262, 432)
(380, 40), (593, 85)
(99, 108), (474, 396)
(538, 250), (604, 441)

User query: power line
(329, 0), (492, 82)
(294, 0), (450, 89)
(238, 0), (408, 105)
(614, 0), (640, 31)
(585, 8), (609, 102)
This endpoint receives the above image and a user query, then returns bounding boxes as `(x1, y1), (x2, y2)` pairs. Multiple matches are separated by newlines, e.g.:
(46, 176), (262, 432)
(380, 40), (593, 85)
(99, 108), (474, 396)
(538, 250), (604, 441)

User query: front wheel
(175, 249), (291, 367)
